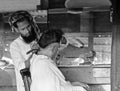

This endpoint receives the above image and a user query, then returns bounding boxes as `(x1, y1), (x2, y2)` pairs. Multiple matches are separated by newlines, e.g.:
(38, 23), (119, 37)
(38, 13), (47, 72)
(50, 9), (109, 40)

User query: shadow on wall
(0, 68), (17, 91)
(89, 84), (110, 91)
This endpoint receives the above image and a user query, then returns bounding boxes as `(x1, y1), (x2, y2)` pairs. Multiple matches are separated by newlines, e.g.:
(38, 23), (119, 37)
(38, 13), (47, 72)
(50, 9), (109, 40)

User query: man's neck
(38, 50), (52, 59)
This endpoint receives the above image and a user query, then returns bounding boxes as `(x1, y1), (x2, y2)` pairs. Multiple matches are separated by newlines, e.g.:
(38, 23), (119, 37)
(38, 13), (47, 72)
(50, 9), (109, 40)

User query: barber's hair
(9, 11), (32, 30)
(38, 28), (64, 48)
(14, 16), (30, 28)
(8, 10), (40, 34)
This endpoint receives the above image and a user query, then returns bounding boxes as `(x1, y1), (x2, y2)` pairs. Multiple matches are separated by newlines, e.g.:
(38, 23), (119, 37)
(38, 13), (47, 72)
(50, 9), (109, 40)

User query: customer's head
(38, 28), (64, 58)
(9, 10), (39, 43)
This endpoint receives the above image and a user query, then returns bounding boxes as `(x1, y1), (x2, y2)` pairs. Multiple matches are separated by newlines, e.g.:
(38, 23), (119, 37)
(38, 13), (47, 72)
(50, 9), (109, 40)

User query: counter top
(58, 64), (111, 68)
(3, 64), (111, 69)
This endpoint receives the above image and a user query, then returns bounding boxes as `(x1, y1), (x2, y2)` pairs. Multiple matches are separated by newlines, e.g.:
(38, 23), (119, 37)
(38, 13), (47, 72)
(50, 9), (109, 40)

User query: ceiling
(65, 0), (111, 8)
(0, 0), (112, 12)
(49, 0), (112, 12)
(0, 0), (40, 12)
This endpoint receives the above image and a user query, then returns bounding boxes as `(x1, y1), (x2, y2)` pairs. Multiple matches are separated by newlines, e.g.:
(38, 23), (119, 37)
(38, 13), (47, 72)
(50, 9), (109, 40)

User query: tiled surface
(0, 68), (16, 86)
(0, 87), (16, 91)
(0, 67), (16, 91)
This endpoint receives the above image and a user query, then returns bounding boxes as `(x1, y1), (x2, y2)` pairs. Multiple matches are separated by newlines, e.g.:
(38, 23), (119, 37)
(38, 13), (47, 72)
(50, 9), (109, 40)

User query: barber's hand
(30, 41), (39, 50)
(27, 41), (39, 54)
(71, 82), (90, 91)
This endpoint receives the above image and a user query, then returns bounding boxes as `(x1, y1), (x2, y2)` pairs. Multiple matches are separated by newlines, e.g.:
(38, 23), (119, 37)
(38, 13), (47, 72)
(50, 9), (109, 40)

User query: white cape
(30, 55), (86, 91)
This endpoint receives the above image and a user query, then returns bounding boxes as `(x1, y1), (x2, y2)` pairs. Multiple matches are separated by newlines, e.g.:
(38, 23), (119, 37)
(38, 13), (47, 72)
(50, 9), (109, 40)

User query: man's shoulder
(32, 55), (49, 63)
(10, 36), (22, 47)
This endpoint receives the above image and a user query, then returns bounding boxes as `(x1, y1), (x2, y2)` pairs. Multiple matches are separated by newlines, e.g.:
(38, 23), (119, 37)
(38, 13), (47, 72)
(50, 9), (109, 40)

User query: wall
(0, 0), (40, 12)
(48, 13), (80, 33)
(48, 11), (113, 33)
(94, 11), (113, 33)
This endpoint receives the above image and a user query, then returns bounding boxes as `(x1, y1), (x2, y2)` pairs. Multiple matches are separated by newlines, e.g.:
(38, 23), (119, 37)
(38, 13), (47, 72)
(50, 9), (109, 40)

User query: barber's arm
(24, 54), (33, 68)
(10, 43), (26, 71)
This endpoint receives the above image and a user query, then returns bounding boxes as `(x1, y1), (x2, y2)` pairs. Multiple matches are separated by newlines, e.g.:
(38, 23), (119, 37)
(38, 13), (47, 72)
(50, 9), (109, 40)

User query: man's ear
(52, 45), (56, 52)
(51, 44), (59, 53)
(61, 36), (67, 44)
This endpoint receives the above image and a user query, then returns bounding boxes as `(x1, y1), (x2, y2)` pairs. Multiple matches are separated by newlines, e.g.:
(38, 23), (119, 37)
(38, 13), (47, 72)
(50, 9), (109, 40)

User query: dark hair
(38, 28), (64, 48)
(13, 17), (30, 28)
(9, 10), (33, 28)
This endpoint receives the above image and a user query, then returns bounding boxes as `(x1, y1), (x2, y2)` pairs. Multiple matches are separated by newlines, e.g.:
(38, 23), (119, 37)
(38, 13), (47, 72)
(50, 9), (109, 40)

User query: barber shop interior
(0, 0), (120, 91)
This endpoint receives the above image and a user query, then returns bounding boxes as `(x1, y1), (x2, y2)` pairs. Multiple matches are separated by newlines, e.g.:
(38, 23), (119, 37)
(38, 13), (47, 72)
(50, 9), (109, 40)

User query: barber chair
(20, 68), (31, 91)
(20, 46), (38, 91)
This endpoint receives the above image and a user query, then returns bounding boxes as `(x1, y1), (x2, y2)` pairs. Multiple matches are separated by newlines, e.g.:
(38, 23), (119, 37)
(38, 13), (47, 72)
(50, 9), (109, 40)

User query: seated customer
(30, 29), (89, 91)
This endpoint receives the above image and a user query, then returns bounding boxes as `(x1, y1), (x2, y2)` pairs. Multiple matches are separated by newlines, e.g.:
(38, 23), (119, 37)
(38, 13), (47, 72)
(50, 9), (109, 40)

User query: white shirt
(10, 36), (32, 91)
(30, 55), (86, 91)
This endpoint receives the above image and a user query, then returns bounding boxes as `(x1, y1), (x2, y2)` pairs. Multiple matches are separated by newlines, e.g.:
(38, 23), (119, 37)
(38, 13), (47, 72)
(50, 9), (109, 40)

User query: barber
(9, 10), (40, 91)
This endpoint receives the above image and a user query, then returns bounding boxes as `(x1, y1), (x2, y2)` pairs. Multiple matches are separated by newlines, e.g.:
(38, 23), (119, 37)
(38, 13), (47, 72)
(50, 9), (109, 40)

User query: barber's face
(16, 20), (36, 43)
(17, 20), (31, 37)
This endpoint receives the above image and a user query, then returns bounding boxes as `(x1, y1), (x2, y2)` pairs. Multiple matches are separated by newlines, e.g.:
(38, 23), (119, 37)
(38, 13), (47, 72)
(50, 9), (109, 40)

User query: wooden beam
(111, 0), (120, 91)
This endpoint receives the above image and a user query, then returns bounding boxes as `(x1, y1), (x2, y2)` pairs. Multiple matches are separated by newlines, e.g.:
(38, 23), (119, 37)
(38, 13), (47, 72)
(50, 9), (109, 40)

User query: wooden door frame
(111, 0), (120, 91)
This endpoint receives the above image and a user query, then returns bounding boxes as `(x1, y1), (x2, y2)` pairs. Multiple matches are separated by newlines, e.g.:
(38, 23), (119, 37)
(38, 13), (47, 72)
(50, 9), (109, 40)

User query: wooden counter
(59, 64), (111, 91)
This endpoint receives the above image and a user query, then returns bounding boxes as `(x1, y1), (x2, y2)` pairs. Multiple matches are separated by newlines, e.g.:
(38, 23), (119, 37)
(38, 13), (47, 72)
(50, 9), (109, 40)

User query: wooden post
(80, 12), (94, 49)
(37, 0), (48, 10)
(111, 0), (120, 91)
